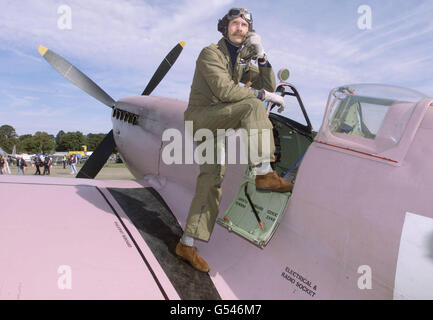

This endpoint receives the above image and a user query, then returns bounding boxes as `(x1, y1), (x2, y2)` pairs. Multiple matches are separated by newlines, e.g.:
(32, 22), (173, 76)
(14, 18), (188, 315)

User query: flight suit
(184, 38), (276, 241)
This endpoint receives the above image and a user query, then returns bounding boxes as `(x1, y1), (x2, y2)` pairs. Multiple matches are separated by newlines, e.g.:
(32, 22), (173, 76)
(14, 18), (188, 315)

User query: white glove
(244, 32), (265, 59)
(262, 90), (285, 113)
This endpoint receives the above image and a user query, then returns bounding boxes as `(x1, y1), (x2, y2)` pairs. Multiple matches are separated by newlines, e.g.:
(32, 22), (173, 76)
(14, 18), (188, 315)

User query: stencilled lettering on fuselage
(234, 198), (281, 222)
(114, 221), (132, 248)
(281, 266), (318, 297)
(235, 200), (246, 208)
(266, 209), (278, 222)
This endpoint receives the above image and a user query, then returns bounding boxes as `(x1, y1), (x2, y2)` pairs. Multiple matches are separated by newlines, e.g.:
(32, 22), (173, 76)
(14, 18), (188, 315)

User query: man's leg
(182, 100), (273, 227)
(184, 162), (226, 242)
(178, 98), (287, 271)
(176, 136), (226, 272)
(233, 98), (292, 192)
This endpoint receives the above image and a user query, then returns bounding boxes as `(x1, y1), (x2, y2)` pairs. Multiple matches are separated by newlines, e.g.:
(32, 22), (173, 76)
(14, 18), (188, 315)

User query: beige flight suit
(184, 38), (276, 241)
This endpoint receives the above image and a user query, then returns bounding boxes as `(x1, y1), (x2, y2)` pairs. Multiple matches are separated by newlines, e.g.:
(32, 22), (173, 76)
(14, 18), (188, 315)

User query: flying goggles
(227, 7), (252, 24)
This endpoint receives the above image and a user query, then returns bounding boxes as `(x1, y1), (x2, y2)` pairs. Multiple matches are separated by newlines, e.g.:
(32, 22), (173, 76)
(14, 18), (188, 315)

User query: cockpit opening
(218, 83), (315, 247)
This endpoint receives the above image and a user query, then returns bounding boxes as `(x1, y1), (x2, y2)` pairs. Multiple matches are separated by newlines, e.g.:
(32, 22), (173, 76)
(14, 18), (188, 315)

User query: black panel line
(95, 186), (169, 300)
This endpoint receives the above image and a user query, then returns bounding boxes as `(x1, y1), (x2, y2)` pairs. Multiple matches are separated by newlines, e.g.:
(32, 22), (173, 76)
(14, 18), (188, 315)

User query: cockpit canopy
(317, 84), (430, 165)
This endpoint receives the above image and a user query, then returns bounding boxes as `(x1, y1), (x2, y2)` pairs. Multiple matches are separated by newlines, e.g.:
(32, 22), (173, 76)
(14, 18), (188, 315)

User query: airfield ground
(5, 162), (135, 180)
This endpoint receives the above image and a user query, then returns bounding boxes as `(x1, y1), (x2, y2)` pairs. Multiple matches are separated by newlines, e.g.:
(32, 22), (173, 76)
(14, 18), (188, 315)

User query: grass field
(5, 162), (135, 180)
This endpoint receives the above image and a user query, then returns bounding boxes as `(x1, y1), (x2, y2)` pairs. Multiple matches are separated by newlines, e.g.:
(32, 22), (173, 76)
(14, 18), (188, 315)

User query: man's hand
(244, 32), (265, 59)
(262, 90), (285, 113)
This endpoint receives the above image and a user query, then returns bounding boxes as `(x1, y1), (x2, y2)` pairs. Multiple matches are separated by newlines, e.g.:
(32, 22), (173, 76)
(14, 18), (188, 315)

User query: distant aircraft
(0, 145), (15, 158)
(0, 146), (7, 156)
(0, 145), (33, 162)
(18, 153), (34, 162)
(0, 42), (432, 300)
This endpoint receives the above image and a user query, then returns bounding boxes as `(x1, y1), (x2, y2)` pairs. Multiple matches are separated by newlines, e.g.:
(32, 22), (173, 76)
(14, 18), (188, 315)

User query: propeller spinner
(38, 41), (185, 178)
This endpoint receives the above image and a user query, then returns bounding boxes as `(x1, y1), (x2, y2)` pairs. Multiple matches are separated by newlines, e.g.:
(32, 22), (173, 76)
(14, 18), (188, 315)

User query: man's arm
(241, 62), (276, 92)
(241, 32), (276, 92)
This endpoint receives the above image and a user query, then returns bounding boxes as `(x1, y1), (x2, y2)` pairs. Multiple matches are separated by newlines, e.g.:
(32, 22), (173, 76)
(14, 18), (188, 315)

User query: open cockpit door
(217, 80), (315, 247)
(217, 170), (291, 247)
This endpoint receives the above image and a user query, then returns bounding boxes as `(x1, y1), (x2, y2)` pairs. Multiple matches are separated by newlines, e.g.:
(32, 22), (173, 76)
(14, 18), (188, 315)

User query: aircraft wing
(0, 175), (219, 299)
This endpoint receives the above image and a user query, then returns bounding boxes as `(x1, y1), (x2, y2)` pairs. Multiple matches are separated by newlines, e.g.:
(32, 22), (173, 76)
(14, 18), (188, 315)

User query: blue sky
(1, 0), (432, 136)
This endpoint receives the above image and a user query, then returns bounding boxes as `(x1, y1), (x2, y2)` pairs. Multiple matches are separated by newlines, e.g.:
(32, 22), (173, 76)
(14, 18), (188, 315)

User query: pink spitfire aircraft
(0, 42), (432, 300)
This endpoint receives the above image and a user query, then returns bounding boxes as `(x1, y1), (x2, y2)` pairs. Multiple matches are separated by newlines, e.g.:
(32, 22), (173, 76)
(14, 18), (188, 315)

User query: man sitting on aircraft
(176, 7), (293, 272)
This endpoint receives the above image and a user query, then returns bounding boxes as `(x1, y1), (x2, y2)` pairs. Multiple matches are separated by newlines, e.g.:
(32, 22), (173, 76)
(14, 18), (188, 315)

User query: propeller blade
(76, 130), (116, 179)
(38, 45), (116, 108)
(141, 41), (185, 95)
(65, 41), (184, 179)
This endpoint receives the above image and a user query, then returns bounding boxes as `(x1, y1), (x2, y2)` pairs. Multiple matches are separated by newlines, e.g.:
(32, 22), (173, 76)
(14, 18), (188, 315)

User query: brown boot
(175, 240), (210, 273)
(255, 171), (293, 193)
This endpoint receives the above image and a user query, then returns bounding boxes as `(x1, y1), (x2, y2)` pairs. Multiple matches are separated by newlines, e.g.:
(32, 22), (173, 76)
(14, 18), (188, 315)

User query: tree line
(0, 124), (106, 154)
